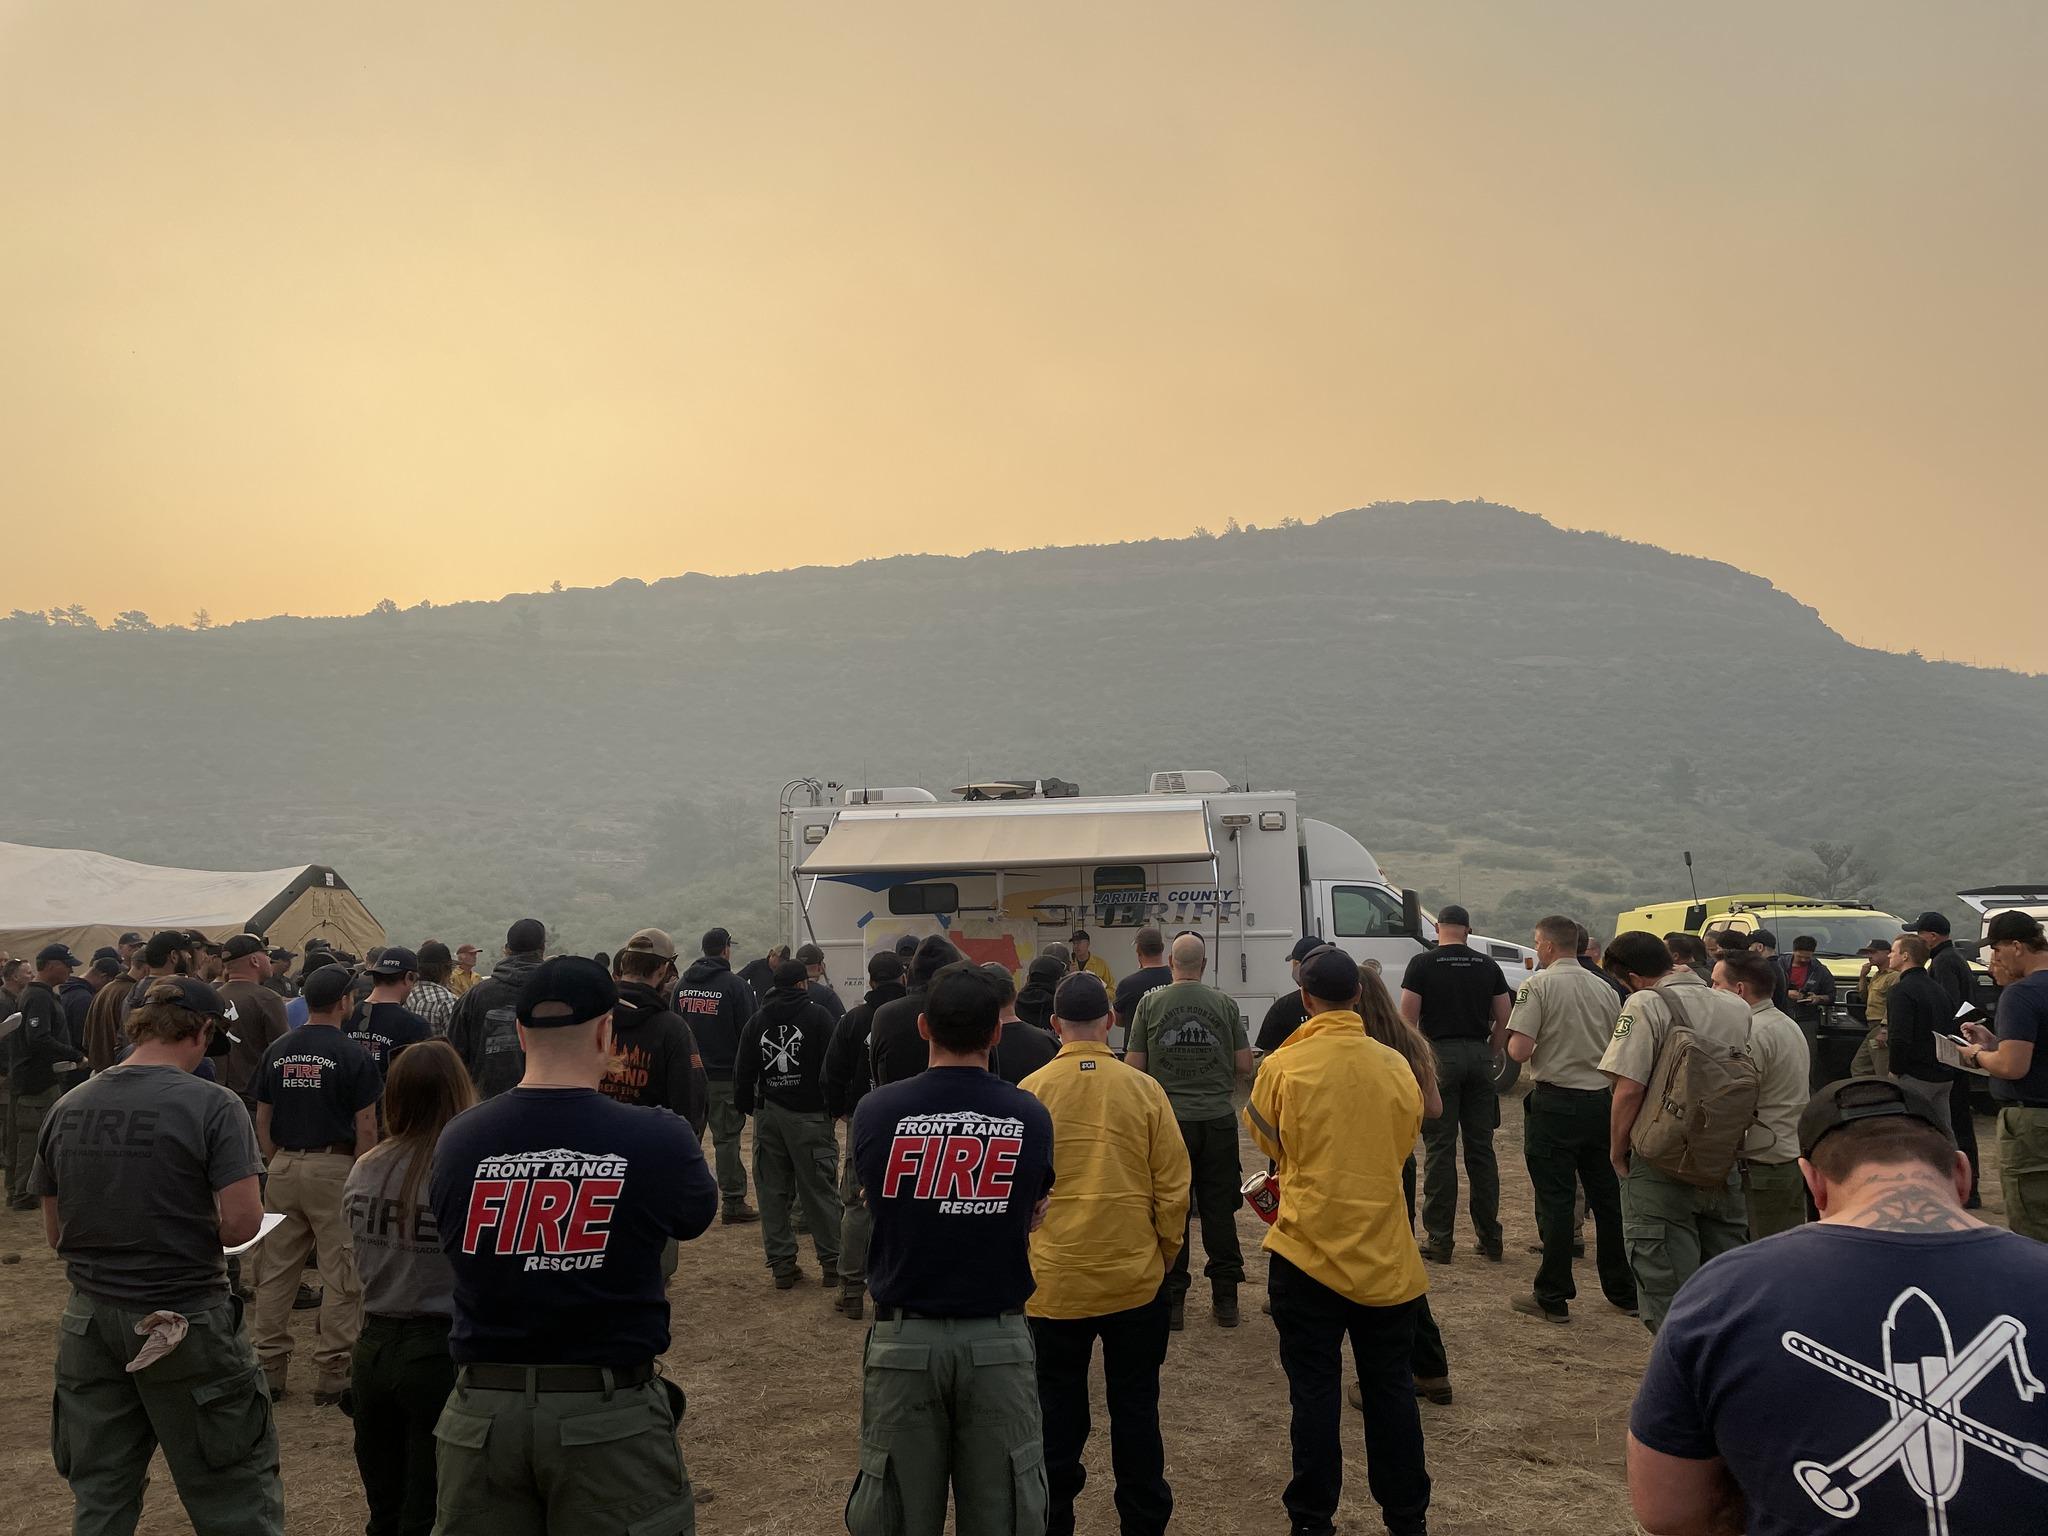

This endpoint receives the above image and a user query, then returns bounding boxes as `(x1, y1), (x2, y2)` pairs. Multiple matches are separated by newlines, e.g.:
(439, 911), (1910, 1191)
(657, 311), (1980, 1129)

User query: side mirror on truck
(1401, 889), (1424, 941)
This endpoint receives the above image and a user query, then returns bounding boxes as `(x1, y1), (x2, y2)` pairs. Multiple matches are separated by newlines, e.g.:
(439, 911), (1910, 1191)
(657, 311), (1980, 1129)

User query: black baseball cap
(1026, 954), (1066, 987)
(700, 927), (732, 956)
(506, 918), (548, 954)
(368, 946), (419, 977)
(268, 947), (296, 965)
(1300, 946), (1361, 1002)
(221, 934), (268, 962)
(516, 956), (618, 1028)
(137, 974), (234, 1020)
(1862, 938), (1892, 955)
(893, 934), (920, 958)
(91, 946), (120, 962)
(1053, 972), (1110, 1023)
(300, 965), (355, 1012)
(1906, 911), (1952, 936)
(88, 956), (123, 979)
(1987, 910), (2046, 946)
(867, 950), (905, 985)
(117, 931), (144, 946)
(186, 931), (222, 954)
(773, 959), (812, 990)
(1799, 1076), (1953, 1158)
(1288, 935), (1328, 964)
(794, 943), (825, 967)
(1438, 905), (1471, 928)
(35, 943), (81, 968)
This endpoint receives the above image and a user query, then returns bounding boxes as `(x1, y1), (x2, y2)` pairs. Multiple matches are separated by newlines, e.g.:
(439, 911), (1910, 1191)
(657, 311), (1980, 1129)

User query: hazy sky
(3, 3), (2043, 667)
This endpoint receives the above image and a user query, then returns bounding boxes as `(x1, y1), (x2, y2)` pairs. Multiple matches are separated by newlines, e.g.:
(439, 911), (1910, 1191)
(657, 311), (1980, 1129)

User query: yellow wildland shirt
(1245, 1011), (1428, 1309)
(1021, 1039), (1191, 1320)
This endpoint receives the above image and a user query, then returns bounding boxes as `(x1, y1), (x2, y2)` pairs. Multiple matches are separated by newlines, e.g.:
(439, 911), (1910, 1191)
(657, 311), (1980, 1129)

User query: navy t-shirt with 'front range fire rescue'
(429, 1086), (718, 1365)
(852, 1065), (1054, 1316)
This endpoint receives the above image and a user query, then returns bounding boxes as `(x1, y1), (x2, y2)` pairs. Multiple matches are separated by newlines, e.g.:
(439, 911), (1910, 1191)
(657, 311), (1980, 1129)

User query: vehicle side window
(1333, 886), (1404, 938)
(888, 883), (959, 916)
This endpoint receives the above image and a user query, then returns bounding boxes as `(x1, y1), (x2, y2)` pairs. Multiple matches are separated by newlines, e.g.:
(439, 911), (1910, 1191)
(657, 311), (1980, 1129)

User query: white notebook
(224, 1212), (288, 1256)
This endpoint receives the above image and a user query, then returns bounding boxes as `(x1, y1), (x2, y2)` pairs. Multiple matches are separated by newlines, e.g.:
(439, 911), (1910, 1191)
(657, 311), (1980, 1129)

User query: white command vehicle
(1959, 886), (2048, 943)
(780, 770), (1536, 1043)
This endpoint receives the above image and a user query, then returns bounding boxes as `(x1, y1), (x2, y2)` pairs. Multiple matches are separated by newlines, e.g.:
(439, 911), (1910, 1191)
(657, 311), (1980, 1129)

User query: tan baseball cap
(622, 927), (679, 960)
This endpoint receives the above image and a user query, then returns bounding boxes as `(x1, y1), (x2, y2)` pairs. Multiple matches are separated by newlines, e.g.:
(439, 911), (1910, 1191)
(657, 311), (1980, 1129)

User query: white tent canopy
(0, 840), (384, 959)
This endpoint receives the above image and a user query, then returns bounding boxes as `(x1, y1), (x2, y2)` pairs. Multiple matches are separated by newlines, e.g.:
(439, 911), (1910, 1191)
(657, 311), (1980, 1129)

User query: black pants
(1400, 1157), (1449, 1380)
(1952, 1075), (1981, 1204)
(1269, 1253), (1430, 1536)
(352, 1313), (454, 1536)
(1167, 1115), (1244, 1298)
(1030, 1289), (1173, 1536)
(1522, 1084), (1634, 1314)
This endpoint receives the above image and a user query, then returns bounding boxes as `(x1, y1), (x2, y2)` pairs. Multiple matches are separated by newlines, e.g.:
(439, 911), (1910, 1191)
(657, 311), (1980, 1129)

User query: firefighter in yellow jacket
(1021, 973), (1191, 1536)
(1246, 946), (1431, 1536)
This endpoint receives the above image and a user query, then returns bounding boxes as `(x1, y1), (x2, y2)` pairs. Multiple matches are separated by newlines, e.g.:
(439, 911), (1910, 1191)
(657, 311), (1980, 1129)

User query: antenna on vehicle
(1684, 851), (1700, 906)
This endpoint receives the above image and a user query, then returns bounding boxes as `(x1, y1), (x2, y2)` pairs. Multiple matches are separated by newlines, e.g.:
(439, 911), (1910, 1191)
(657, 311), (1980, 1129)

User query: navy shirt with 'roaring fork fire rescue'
(852, 1066), (1054, 1316)
(429, 1086), (719, 1365)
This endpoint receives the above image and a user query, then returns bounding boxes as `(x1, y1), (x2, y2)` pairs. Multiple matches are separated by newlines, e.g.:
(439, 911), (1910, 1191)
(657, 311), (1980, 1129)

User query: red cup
(1241, 1170), (1281, 1224)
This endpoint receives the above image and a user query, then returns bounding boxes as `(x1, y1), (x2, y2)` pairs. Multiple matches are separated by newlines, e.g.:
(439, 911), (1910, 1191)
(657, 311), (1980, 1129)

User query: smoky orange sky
(3, 3), (2043, 667)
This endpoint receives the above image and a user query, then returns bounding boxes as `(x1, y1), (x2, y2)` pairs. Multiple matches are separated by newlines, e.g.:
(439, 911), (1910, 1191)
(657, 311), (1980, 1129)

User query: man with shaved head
(1125, 933), (1254, 1330)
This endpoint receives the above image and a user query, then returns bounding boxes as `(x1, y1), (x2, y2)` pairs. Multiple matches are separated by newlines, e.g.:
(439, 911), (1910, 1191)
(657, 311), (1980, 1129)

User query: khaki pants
(846, 1314), (1046, 1536)
(1999, 1105), (2048, 1244)
(52, 1289), (284, 1536)
(252, 1149), (361, 1392)
(1850, 1023), (1890, 1080)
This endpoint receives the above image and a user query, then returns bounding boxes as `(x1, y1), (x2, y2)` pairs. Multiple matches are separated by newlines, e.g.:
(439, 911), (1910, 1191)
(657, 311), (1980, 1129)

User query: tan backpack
(1628, 987), (1761, 1187)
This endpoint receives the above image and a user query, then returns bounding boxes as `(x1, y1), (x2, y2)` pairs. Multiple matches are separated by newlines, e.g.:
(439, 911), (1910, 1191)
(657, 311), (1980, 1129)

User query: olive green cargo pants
(432, 1370), (695, 1536)
(703, 1079), (750, 1213)
(753, 1099), (841, 1279)
(7, 1082), (63, 1204)
(1741, 1159), (1807, 1240)
(846, 1313), (1048, 1536)
(51, 1289), (284, 1536)
(839, 1145), (871, 1293)
(1619, 1158), (1748, 1334)
(1999, 1105), (2048, 1244)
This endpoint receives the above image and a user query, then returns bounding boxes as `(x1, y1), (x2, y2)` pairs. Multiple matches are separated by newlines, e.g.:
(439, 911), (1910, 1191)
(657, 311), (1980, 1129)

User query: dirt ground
(0, 1103), (2006, 1535)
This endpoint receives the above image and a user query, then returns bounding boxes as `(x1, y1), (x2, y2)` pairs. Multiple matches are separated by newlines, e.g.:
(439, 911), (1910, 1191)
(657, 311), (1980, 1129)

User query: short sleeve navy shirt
(346, 1001), (433, 1079)
(1631, 1224), (2048, 1534)
(853, 1066), (1054, 1316)
(430, 1087), (719, 1365)
(254, 1024), (382, 1149)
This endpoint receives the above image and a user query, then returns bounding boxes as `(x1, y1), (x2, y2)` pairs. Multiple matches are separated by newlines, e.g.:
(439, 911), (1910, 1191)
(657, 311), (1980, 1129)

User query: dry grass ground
(0, 1102), (2005, 1535)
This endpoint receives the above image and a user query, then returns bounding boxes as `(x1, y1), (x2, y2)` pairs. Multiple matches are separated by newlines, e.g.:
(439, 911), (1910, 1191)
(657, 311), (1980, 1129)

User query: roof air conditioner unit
(1148, 770), (1231, 794)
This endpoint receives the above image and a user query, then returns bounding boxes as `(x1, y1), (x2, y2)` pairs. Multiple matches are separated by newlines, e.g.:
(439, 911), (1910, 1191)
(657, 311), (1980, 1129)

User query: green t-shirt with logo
(1129, 980), (1248, 1120)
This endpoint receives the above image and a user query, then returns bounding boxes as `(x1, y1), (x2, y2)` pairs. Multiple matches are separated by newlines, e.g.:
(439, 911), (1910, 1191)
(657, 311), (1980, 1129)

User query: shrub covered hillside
(6, 502), (2044, 955)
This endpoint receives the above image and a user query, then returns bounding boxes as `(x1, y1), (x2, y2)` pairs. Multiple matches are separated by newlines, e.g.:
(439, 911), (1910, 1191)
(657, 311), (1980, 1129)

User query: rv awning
(798, 799), (1215, 875)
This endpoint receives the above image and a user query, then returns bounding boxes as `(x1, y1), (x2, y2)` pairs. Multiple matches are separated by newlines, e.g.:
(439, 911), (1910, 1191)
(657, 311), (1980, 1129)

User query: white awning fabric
(799, 799), (1215, 875)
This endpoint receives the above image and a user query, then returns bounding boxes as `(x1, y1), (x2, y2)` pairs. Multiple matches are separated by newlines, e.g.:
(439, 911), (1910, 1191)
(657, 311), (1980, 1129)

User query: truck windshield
(1765, 915), (1905, 958)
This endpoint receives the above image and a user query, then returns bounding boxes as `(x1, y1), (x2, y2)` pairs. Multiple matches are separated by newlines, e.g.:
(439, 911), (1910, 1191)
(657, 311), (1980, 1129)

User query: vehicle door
(1316, 881), (1425, 982)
